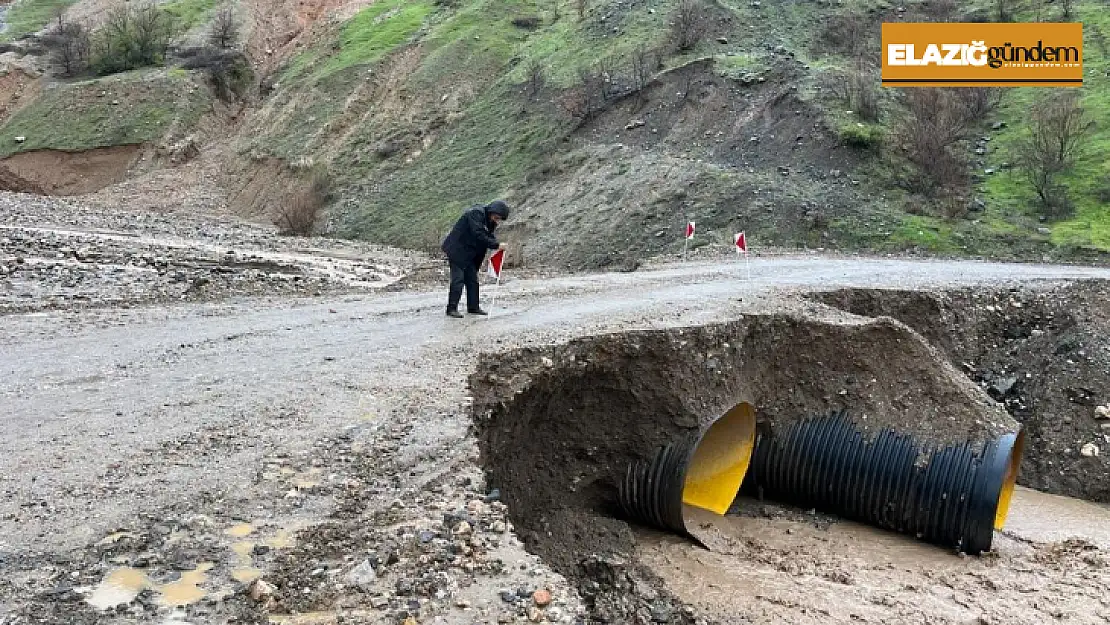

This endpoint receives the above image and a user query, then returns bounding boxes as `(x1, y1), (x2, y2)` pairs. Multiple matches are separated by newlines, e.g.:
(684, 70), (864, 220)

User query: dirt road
(4, 254), (1110, 624)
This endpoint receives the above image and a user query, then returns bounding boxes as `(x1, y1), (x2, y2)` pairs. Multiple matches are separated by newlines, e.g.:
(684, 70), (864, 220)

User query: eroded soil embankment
(813, 281), (1110, 503)
(472, 305), (1017, 621)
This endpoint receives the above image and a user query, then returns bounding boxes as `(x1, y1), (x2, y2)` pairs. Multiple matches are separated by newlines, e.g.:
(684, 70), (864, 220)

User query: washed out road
(3, 256), (1110, 623)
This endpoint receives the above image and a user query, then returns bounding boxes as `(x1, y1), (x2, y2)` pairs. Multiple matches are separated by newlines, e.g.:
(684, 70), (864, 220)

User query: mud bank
(812, 281), (1110, 502)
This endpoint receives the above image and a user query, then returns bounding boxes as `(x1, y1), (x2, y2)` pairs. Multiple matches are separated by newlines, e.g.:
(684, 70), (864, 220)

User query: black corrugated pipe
(618, 402), (757, 544)
(743, 410), (1025, 555)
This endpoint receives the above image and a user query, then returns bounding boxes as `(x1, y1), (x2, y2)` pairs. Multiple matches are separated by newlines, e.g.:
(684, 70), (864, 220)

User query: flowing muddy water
(642, 487), (1110, 624)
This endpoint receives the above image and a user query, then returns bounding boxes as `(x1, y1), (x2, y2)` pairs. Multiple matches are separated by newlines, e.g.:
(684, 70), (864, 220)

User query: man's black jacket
(441, 204), (499, 266)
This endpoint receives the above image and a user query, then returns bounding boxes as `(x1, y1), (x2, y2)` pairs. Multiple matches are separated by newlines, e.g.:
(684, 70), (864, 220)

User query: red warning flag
(487, 248), (505, 279)
(685, 221), (696, 239)
(735, 231), (748, 254)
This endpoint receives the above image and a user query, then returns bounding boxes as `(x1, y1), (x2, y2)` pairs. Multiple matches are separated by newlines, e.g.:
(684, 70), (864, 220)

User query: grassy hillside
(0, 70), (209, 157)
(0, 0), (77, 41)
(237, 0), (1106, 266)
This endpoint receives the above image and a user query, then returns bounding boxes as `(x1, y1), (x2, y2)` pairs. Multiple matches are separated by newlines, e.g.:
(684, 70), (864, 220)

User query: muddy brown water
(644, 487), (1110, 624)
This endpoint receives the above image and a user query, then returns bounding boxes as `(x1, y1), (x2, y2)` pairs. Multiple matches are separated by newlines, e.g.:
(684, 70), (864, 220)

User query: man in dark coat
(441, 200), (510, 317)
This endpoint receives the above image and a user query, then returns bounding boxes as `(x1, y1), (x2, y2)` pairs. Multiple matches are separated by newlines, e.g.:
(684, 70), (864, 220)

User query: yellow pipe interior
(994, 429), (1026, 530)
(681, 402), (757, 515)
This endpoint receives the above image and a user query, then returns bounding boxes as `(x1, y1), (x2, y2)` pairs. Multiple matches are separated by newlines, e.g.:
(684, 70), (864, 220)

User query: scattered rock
(248, 579), (276, 602)
(533, 588), (553, 607)
(1096, 405), (1110, 420)
(14, 136), (25, 143)
(528, 606), (545, 622)
(346, 559), (378, 589)
(625, 119), (646, 130)
(717, 37), (728, 44)
(991, 121), (1006, 130)
(1081, 443), (1100, 458)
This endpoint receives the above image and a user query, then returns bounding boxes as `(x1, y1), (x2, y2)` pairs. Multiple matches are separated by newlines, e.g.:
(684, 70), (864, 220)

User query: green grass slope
(0, 70), (209, 157)
(242, 0), (1107, 264)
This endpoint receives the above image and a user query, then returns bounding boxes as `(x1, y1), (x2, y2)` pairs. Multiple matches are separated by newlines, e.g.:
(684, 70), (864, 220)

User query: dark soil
(811, 280), (1110, 503)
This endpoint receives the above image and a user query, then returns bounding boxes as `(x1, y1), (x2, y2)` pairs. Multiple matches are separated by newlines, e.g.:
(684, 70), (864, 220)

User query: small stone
(14, 136), (25, 143)
(455, 599), (471, 608)
(1081, 443), (1100, 458)
(1094, 405), (1110, 420)
(454, 521), (472, 536)
(248, 579), (276, 602)
(500, 589), (517, 603)
(484, 488), (501, 503)
(346, 559), (377, 588)
(1037, 227), (1052, 235)
(991, 121), (1006, 130)
(533, 589), (552, 607)
(370, 596), (389, 608)
(717, 37), (728, 44)
(491, 520), (507, 533)
(528, 606), (545, 622)
(546, 607), (564, 621)
(984, 168), (995, 175)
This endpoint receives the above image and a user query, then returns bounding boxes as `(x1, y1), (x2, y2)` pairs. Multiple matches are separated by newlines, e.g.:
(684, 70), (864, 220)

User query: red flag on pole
(685, 221), (696, 239)
(487, 248), (505, 278)
(734, 231), (748, 254)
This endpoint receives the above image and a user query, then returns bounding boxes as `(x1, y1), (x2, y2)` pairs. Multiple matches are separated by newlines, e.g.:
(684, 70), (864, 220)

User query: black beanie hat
(486, 200), (510, 219)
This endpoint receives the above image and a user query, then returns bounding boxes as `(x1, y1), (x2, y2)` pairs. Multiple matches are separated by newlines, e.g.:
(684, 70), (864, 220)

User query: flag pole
(745, 252), (751, 297)
(683, 235), (688, 262)
(489, 274), (501, 316)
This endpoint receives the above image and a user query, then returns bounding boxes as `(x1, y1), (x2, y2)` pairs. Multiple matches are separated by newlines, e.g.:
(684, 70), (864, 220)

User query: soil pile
(813, 281), (1110, 502)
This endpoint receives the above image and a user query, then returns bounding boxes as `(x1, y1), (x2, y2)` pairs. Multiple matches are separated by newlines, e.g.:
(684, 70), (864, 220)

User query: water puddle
(1003, 486), (1110, 548)
(224, 523), (254, 538)
(640, 487), (1110, 623)
(87, 568), (151, 610)
(159, 563), (213, 607)
(86, 521), (305, 610)
(268, 611), (374, 624)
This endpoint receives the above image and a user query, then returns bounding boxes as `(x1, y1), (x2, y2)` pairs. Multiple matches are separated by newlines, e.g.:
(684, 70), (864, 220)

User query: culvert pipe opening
(618, 402), (757, 540)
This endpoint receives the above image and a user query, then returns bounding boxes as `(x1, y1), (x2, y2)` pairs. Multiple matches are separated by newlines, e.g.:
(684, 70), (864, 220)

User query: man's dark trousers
(448, 259), (480, 312)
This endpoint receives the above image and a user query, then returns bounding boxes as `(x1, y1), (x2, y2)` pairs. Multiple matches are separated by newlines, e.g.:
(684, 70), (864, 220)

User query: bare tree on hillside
(209, 8), (240, 49)
(670, 0), (709, 52)
(43, 13), (90, 76)
(1060, 0), (1075, 19)
(561, 65), (603, 121)
(954, 87), (1002, 122)
(1015, 91), (1093, 215)
(524, 57), (545, 100)
(630, 45), (655, 98)
(893, 88), (972, 194)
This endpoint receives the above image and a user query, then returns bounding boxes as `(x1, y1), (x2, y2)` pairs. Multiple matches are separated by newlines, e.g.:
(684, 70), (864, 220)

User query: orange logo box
(881, 22), (1083, 87)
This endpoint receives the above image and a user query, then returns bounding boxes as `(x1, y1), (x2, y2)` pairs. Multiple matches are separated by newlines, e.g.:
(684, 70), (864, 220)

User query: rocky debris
(346, 559), (378, 589)
(1095, 406), (1110, 420)
(0, 191), (426, 314)
(248, 579), (276, 602)
(1081, 443), (1100, 458)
